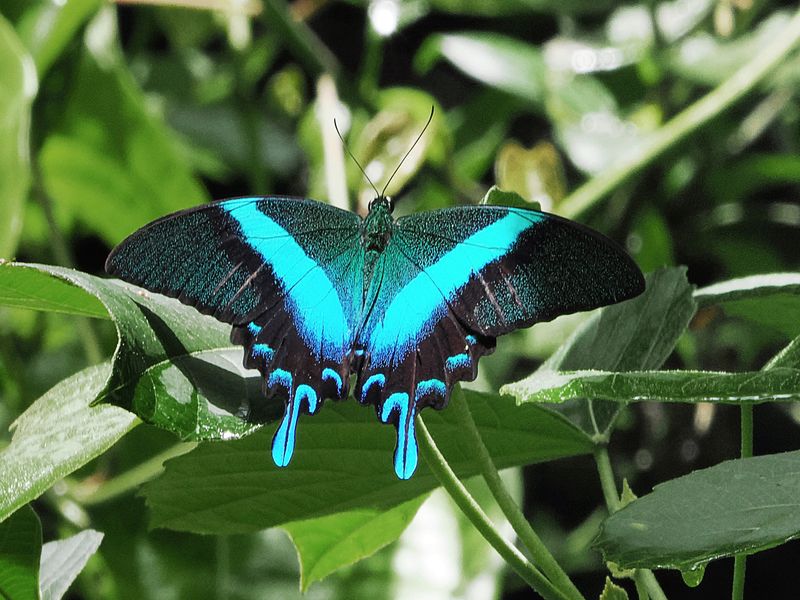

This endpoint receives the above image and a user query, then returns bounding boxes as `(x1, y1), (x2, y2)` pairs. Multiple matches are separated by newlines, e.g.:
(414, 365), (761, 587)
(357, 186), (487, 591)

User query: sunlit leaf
(0, 15), (36, 260)
(502, 367), (800, 405)
(0, 364), (136, 523)
(40, 529), (104, 600)
(285, 496), (426, 591)
(415, 32), (545, 103)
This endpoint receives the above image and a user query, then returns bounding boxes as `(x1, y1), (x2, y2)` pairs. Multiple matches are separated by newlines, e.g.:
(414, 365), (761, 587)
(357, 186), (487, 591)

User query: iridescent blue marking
(466, 334), (477, 345)
(252, 343), (274, 362)
(368, 210), (541, 365)
(272, 384), (318, 468)
(446, 353), (470, 372)
(224, 200), (351, 360)
(361, 373), (386, 402)
(416, 378), (446, 401)
(247, 322), (262, 336)
(380, 392), (417, 479)
(322, 368), (343, 396)
(268, 368), (292, 390)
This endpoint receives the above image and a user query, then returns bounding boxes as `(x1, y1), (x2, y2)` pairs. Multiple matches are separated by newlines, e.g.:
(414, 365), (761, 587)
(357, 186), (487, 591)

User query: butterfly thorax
(362, 196), (394, 253)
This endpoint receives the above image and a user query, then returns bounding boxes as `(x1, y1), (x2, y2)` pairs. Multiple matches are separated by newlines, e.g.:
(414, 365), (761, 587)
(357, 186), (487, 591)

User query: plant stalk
(416, 415), (569, 600)
(448, 388), (585, 600)
(594, 446), (667, 600)
(560, 7), (800, 219)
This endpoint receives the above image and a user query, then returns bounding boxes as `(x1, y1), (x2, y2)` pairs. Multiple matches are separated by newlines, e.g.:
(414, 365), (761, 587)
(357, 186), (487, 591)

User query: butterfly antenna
(334, 118), (381, 199)
(381, 105), (435, 198)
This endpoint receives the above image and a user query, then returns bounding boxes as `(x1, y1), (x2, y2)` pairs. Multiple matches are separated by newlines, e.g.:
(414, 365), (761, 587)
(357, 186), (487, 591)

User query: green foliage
(596, 450), (800, 572)
(1, 0), (800, 598)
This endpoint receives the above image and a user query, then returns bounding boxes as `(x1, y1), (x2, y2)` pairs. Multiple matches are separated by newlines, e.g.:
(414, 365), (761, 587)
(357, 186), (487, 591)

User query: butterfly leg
(380, 392), (418, 479)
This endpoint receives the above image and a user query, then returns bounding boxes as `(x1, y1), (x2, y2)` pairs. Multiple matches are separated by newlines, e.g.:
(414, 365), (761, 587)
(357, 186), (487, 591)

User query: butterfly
(105, 190), (644, 479)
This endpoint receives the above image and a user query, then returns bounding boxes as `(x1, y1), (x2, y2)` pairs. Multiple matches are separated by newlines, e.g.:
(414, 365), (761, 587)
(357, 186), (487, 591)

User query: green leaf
(599, 576), (628, 600)
(415, 32), (545, 103)
(0, 505), (41, 600)
(0, 262), (108, 318)
(494, 141), (565, 210)
(143, 389), (592, 534)
(507, 268), (696, 435)
(0, 15), (36, 260)
(285, 495), (426, 591)
(595, 450), (800, 571)
(501, 368), (800, 404)
(39, 530), (103, 600)
(0, 363), (137, 522)
(695, 272), (800, 337)
(38, 10), (207, 247)
(2, 263), (256, 441)
(481, 186), (540, 210)
(15, 0), (101, 76)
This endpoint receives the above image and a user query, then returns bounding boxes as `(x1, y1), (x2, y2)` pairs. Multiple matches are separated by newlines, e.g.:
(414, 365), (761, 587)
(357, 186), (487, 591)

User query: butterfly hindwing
(106, 197), (364, 466)
(357, 205), (644, 478)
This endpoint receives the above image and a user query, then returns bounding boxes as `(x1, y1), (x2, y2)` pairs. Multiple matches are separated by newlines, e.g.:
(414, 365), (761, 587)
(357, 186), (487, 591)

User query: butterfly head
(368, 195), (394, 214)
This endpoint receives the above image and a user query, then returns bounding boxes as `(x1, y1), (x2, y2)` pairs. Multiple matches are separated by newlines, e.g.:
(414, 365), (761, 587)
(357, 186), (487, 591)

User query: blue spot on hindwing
(252, 343), (274, 362)
(361, 373), (386, 402)
(416, 378), (446, 401)
(247, 322), (262, 336)
(322, 368), (343, 396)
(272, 383), (318, 468)
(445, 353), (470, 372)
(268, 368), (292, 390)
(380, 392), (418, 479)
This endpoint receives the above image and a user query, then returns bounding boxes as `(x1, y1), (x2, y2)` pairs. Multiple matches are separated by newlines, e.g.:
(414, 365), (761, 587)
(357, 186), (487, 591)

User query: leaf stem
(69, 442), (195, 505)
(732, 404), (753, 600)
(416, 414), (568, 600)
(448, 388), (585, 600)
(560, 7), (800, 218)
(594, 446), (667, 600)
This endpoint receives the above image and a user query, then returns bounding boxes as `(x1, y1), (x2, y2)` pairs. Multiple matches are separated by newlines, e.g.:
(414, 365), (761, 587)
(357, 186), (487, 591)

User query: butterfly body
(107, 194), (644, 479)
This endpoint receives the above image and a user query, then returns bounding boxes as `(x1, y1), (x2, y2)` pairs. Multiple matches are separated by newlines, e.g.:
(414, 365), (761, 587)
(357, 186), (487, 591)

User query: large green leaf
(508, 268), (696, 436)
(502, 368), (800, 404)
(695, 272), (800, 337)
(595, 450), (800, 572)
(143, 389), (592, 534)
(0, 363), (136, 523)
(38, 8), (207, 247)
(415, 32), (545, 103)
(0, 504), (41, 600)
(284, 496), (426, 591)
(0, 15), (36, 260)
(39, 530), (104, 600)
